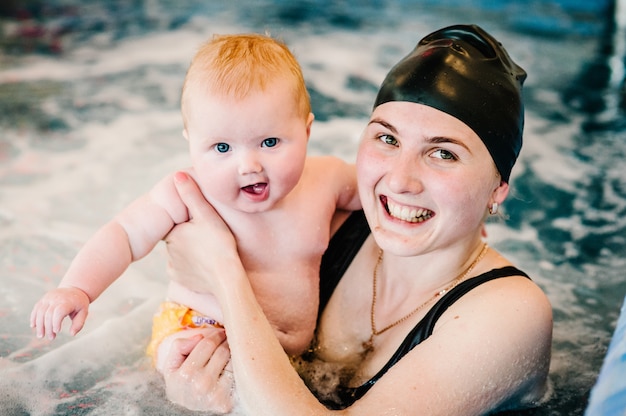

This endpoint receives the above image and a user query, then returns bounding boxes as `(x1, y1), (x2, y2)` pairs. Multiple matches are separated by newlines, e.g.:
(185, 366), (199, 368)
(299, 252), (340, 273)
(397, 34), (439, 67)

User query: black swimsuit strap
(318, 210), (370, 317)
(333, 266), (530, 408)
(317, 212), (531, 409)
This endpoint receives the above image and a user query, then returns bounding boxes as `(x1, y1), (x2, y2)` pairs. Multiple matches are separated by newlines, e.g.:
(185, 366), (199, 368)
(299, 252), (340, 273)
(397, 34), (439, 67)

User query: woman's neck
(373, 238), (488, 299)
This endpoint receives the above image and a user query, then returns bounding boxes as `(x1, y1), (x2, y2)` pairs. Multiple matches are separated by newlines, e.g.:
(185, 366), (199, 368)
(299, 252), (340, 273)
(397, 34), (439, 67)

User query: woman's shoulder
(441, 266), (553, 365)
(434, 263), (552, 357)
(456, 266), (552, 319)
(348, 266), (552, 414)
(427, 268), (552, 410)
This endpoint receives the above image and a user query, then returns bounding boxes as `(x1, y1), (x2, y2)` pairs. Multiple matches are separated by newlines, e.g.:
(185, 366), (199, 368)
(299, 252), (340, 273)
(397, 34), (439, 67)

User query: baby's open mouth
(242, 183), (268, 195)
(381, 196), (433, 223)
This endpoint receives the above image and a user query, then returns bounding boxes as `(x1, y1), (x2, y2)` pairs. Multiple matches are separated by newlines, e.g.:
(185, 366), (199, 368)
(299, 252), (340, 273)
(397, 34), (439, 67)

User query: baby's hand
(30, 287), (90, 340)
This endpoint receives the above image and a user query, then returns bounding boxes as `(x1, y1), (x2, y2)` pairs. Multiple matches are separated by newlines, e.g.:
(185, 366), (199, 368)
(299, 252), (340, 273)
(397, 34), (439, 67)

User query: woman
(161, 24), (553, 415)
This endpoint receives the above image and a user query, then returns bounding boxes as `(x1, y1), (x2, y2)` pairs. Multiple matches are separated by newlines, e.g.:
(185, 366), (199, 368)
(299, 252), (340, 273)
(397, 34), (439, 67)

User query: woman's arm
(164, 172), (329, 415)
(164, 173), (552, 415)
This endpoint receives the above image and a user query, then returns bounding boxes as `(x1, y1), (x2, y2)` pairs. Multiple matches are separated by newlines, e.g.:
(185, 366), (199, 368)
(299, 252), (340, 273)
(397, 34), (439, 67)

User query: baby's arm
(30, 173), (190, 340)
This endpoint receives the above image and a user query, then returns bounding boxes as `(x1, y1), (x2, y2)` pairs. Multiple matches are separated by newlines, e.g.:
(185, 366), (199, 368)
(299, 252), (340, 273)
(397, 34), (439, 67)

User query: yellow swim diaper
(146, 301), (223, 364)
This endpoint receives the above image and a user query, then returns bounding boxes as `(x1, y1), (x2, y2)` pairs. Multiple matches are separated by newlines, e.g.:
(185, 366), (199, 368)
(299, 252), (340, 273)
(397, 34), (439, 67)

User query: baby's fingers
(43, 305), (62, 340)
(29, 303), (48, 339)
(29, 302), (42, 330)
(68, 308), (88, 336)
(30, 301), (57, 340)
(37, 303), (71, 340)
(50, 302), (87, 338)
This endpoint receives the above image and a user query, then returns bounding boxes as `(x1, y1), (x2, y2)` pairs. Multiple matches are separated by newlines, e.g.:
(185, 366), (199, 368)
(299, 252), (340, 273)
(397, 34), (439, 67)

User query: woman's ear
(488, 181), (509, 215)
(183, 129), (189, 141)
(492, 180), (509, 205)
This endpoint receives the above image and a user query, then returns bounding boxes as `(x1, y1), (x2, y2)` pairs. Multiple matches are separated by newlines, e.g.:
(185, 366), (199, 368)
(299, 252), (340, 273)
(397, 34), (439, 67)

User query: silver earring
(489, 202), (498, 215)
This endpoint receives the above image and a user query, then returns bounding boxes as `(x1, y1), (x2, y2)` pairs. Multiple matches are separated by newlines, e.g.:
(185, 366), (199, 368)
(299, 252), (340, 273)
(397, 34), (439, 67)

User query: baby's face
(184, 80), (312, 214)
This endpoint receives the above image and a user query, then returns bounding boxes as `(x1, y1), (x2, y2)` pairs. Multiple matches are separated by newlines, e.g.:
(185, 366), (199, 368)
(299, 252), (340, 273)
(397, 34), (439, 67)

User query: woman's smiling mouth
(381, 196), (433, 223)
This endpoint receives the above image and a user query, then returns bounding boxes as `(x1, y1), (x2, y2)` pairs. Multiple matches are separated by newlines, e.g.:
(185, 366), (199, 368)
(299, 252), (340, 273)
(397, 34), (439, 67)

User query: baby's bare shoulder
(304, 155), (351, 172)
(301, 156), (359, 209)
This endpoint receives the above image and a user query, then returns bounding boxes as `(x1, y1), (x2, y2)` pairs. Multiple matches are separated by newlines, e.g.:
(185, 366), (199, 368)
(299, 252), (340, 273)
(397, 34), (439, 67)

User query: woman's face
(356, 102), (508, 256)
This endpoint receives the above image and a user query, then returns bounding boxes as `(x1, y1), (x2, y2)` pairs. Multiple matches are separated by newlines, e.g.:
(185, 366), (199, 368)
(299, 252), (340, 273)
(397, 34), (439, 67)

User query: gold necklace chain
(363, 242), (489, 352)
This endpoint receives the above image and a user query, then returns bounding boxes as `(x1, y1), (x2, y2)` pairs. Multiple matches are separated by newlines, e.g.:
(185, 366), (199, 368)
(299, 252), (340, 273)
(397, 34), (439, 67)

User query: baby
(30, 33), (360, 367)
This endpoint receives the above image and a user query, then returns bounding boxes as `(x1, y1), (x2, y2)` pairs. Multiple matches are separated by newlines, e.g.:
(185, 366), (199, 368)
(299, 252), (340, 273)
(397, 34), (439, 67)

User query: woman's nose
(237, 152), (263, 175)
(386, 155), (424, 194)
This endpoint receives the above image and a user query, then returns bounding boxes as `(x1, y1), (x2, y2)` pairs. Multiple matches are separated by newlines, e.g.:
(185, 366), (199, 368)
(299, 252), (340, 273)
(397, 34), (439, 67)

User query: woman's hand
(164, 171), (309, 415)
(164, 171), (238, 295)
(161, 328), (235, 413)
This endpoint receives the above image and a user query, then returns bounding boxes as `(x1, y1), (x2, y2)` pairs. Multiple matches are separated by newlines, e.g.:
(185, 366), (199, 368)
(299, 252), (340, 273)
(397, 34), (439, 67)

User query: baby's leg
(167, 281), (223, 321)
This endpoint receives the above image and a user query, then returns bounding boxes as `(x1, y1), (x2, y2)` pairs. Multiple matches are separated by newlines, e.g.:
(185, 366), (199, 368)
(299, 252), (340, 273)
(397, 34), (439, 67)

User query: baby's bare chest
(235, 211), (331, 270)
(237, 222), (327, 312)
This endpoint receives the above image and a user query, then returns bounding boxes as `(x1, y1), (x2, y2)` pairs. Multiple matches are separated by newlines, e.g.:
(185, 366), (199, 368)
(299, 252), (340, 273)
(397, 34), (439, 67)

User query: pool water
(1, 1), (624, 415)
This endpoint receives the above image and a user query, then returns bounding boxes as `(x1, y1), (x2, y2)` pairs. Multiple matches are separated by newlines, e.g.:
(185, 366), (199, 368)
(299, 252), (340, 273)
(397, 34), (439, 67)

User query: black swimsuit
(317, 210), (529, 409)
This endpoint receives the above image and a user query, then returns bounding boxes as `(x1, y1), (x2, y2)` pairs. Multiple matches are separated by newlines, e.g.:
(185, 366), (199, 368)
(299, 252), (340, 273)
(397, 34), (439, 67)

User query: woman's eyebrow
(428, 136), (470, 151)
(369, 119), (471, 152)
(368, 118), (398, 134)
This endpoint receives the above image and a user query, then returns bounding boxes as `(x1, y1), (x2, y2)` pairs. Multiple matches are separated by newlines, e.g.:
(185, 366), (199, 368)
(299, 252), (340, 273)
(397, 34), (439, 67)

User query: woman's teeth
(387, 200), (433, 223)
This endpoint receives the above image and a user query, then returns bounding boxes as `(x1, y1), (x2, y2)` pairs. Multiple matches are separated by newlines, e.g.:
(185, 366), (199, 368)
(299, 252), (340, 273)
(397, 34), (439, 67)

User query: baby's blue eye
(262, 137), (278, 148)
(215, 143), (230, 153)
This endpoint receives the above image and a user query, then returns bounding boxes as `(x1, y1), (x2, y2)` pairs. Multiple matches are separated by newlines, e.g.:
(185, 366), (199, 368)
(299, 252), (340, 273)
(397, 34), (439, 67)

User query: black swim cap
(374, 24), (526, 182)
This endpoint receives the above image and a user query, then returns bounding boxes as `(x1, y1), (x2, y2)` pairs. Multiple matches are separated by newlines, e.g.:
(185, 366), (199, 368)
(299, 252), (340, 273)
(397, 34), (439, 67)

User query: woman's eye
(215, 143), (230, 153)
(262, 137), (279, 148)
(379, 134), (398, 146)
(431, 149), (456, 160)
